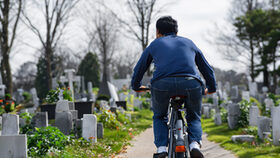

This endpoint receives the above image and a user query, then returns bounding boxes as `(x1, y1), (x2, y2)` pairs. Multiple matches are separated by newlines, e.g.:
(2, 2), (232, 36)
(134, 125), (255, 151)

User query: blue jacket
(131, 34), (216, 93)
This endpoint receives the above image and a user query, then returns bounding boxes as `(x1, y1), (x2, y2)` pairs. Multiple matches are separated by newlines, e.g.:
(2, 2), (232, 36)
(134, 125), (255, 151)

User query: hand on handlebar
(205, 88), (215, 95)
(135, 86), (150, 92)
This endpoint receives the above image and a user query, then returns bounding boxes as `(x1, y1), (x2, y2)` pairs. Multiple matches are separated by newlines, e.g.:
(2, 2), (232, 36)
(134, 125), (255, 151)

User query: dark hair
(156, 16), (178, 35)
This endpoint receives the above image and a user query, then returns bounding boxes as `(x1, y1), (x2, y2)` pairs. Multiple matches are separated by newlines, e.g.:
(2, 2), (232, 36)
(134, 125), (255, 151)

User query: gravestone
(56, 100), (70, 112)
(107, 81), (119, 102)
(55, 111), (73, 135)
(82, 114), (97, 143)
(31, 88), (39, 107)
(134, 98), (142, 109)
(257, 116), (271, 140)
(227, 103), (240, 129)
(241, 91), (250, 102)
(97, 123), (103, 139)
(214, 113), (222, 125)
(119, 92), (127, 101)
(203, 106), (210, 119)
(249, 106), (259, 126)
(276, 87), (280, 95)
(0, 135), (27, 158)
(31, 112), (48, 128)
(231, 135), (254, 143)
(15, 89), (24, 104)
(87, 82), (96, 101)
(249, 82), (258, 97)
(2, 114), (19, 136)
(230, 86), (239, 102)
(272, 106), (280, 145)
(224, 82), (231, 94)
(264, 98), (274, 111)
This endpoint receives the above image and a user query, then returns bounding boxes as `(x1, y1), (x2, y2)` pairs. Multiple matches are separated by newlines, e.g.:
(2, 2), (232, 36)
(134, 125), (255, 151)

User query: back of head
(156, 16), (178, 35)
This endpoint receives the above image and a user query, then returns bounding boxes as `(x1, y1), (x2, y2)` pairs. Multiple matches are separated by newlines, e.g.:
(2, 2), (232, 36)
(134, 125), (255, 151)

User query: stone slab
(31, 112), (48, 128)
(82, 114), (97, 143)
(0, 134), (27, 158)
(55, 111), (73, 135)
(2, 114), (19, 136)
(231, 135), (255, 143)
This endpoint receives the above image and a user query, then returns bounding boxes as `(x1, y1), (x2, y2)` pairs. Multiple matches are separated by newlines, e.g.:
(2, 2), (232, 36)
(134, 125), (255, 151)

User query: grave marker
(257, 116), (271, 140)
(249, 106), (259, 126)
(227, 103), (240, 129)
(82, 114), (97, 143)
(272, 106), (280, 145)
(2, 114), (19, 136)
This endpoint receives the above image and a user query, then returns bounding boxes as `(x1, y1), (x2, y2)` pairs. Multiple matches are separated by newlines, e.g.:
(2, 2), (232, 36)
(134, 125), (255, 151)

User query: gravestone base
(0, 134), (27, 158)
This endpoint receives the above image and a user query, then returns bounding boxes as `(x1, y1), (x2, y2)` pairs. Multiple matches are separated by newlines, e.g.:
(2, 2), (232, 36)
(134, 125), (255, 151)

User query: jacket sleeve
(194, 46), (216, 93)
(131, 47), (153, 90)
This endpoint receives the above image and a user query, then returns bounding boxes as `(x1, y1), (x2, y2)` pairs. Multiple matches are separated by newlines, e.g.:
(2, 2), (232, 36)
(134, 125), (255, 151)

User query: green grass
(48, 109), (153, 158)
(202, 118), (280, 158)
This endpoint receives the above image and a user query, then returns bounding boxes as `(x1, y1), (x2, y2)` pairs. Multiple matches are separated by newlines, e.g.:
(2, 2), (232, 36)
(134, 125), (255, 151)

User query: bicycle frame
(168, 98), (189, 158)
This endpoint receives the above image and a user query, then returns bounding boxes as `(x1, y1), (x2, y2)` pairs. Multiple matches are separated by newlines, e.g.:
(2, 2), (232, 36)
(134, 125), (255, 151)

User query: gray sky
(11, 0), (241, 74)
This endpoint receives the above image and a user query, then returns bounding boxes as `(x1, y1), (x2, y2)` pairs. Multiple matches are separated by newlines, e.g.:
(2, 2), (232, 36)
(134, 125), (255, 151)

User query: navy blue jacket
(131, 34), (216, 93)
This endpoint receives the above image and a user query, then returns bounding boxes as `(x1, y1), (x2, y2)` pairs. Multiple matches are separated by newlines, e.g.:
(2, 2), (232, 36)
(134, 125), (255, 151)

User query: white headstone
(2, 114), (19, 136)
(64, 69), (75, 100)
(272, 106), (280, 145)
(262, 86), (268, 93)
(82, 114), (97, 143)
(0, 135), (27, 158)
(107, 81), (119, 101)
(249, 106), (259, 126)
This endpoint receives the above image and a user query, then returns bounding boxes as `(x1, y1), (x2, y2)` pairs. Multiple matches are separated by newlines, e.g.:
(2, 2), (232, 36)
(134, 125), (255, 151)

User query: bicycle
(137, 88), (189, 158)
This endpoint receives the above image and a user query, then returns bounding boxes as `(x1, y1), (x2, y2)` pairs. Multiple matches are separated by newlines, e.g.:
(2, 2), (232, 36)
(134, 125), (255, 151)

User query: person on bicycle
(131, 16), (216, 158)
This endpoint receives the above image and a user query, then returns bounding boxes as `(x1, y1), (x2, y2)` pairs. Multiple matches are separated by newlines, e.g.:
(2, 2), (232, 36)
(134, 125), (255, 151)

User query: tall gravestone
(31, 88), (39, 107)
(0, 114), (27, 157)
(257, 116), (271, 140)
(249, 82), (258, 97)
(249, 106), (259, 126)
(87, 82), (96, 101)
(0, 116), (2, 135)
(82, 114), (97, 143)
(272, 106), (280, 145)
(227, 103), (240, 129)
(55, 93), (73, 135)
(230, 86), (239, 102)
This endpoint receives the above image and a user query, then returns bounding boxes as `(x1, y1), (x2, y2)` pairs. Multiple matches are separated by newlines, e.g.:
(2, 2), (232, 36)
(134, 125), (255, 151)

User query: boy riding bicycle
(131, 16), (216, 158)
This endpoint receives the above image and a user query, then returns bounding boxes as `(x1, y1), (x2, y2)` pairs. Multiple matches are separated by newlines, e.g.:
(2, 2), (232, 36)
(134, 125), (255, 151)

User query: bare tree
(22, 0), (78, 91)
(211, 0), (262, 82)
(80, 3), (119, 96)
(0, 0), (23, 95)
(104, 0), (166, 76)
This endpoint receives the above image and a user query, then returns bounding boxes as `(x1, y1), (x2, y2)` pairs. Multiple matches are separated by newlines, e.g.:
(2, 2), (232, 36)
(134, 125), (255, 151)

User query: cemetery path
(116, 128), (238, 158)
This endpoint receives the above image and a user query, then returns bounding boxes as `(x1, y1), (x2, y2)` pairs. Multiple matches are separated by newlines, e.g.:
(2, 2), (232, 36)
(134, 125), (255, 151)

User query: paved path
(116, 128), (237, 158)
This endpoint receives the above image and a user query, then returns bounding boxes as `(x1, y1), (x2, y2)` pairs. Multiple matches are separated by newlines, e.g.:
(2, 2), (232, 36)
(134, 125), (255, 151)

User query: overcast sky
(10, 0), (244, 74)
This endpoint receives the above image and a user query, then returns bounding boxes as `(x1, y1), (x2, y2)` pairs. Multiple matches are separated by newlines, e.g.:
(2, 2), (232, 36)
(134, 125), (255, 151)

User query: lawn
(202, 118), (280, 158)
(47, 109), (153, 158)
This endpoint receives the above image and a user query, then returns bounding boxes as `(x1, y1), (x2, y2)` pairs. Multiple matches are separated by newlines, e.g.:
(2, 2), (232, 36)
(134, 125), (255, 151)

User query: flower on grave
(0, 99), (3, 103)
(89, 136), (96, 141)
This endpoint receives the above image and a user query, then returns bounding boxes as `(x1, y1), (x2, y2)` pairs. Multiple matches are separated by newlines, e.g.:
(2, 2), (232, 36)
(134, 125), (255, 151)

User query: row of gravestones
(202, 99), (280, 146)
(0, 100), (104, 158)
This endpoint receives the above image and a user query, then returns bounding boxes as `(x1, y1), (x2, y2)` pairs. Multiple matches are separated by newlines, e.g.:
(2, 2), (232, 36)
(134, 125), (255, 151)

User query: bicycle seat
(170, 95), (186, 100)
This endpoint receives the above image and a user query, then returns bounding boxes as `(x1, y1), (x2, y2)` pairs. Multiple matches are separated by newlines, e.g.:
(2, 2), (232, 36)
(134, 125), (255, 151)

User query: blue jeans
(151, 77), (203, 147)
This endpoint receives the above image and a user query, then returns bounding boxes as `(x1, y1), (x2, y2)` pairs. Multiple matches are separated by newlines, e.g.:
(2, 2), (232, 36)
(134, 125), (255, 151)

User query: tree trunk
(45, 45), (53, 91)
(263, 66), (269, 90)
(250, 39), (255, 82)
